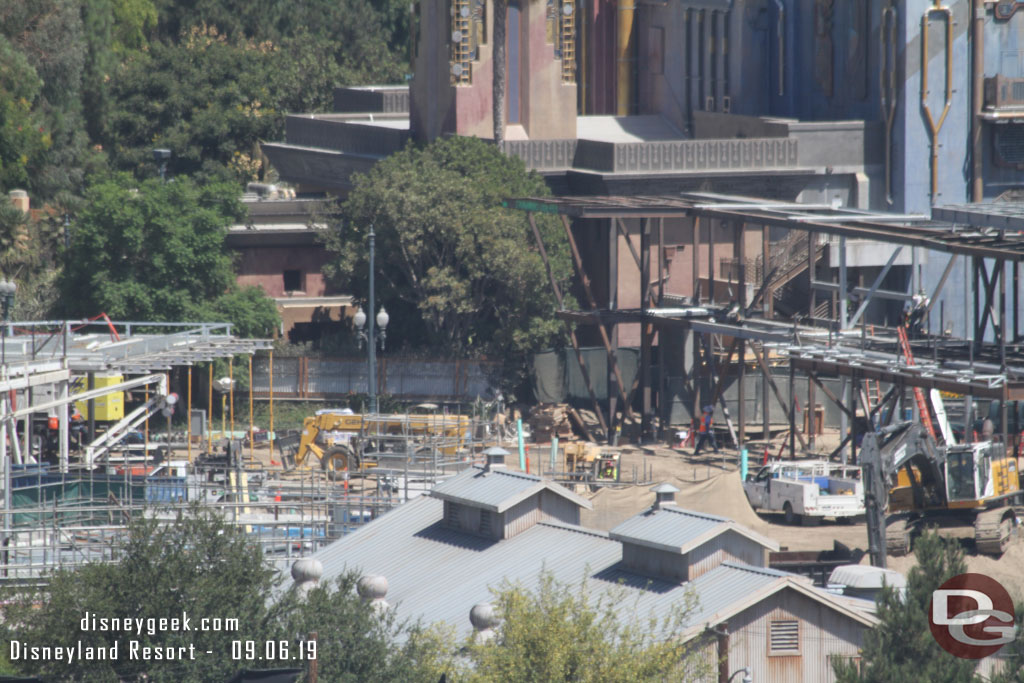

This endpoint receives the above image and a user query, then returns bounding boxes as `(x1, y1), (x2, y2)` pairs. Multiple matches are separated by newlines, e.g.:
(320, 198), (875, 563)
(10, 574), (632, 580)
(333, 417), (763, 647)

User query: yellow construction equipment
(564, 442), (621, 484)
(861, 423), (1022, 566)
(280, 411), (470, 478)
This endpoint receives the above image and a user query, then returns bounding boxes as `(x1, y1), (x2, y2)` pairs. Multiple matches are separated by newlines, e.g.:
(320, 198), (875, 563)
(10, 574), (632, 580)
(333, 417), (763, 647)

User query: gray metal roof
(429, 465), (592, 512)
(305, 497), (868, 640)
(608, 505), (779, 555)
(310, 496), (617, 635)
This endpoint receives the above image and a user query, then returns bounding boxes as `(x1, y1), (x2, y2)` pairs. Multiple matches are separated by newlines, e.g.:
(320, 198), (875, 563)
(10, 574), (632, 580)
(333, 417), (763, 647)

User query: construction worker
(693, 405), (719, 455)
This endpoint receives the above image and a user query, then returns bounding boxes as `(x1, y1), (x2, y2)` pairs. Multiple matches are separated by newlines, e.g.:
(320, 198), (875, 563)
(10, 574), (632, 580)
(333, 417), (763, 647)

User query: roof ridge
(661, 504), (729, 523)
(535, 520), (611, 539)
(719, 560), (795, 578)
(470, 464), (542, 482)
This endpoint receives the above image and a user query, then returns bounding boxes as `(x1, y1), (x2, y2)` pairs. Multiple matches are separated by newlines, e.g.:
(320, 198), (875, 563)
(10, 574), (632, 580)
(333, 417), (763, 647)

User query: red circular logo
(928, 573), (1015, 659)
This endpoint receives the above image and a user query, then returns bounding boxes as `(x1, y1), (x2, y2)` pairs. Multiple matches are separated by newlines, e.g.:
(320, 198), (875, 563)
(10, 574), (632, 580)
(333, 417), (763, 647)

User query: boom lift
(861, 422), (1021, 568)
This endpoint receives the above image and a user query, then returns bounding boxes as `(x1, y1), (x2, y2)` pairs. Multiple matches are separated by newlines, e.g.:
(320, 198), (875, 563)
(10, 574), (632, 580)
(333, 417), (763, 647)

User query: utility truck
(743, 460), (865, 524)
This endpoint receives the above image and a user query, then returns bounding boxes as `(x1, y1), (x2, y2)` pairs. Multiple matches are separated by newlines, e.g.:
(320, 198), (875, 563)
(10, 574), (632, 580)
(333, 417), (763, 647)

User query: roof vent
(470, 602), (499, 643)
(650, 482), (680, 510)
(291, 558), (323, 598)
(357, 574), (390, 613)
(482, 446), (509, 471)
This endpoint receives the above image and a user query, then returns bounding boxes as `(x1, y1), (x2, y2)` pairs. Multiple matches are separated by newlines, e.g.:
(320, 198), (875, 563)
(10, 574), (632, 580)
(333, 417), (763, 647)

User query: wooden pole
(207, 363), (213, 453)
(269, 351), (275, 459)
(187, 366), (192, 462)
(248, 356), (254, 461)
(229, 357), (235, 438)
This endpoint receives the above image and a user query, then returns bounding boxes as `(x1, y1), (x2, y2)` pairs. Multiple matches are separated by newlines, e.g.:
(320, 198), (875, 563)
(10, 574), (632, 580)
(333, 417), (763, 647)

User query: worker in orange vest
(693, 404), (719, 455)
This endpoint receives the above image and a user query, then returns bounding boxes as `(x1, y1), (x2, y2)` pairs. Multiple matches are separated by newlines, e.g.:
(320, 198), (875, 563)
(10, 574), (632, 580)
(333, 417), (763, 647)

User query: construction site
(4, 187), (1024, 603)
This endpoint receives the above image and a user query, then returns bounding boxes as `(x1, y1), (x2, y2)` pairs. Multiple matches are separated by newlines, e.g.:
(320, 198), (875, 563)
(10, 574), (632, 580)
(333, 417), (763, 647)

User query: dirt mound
(581, 471), (769, 533)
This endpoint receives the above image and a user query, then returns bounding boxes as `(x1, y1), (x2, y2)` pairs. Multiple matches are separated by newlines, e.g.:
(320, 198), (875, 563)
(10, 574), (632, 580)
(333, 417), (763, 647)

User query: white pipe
(9, 373), (166, 420)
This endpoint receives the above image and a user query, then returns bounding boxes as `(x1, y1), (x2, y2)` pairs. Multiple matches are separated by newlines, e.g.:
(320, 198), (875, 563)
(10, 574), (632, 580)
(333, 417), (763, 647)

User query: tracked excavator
(861, 422), (1022, 568)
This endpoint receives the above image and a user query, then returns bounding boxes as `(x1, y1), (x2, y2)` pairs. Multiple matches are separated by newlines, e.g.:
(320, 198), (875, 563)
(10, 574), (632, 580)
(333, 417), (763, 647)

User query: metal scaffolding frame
(506, 192), (1024, 450)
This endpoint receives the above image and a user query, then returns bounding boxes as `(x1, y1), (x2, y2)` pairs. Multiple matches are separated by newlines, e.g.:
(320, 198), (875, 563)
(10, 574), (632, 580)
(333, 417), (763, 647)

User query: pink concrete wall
(413, 0), (578, 140)
(612, 218), (760, 347)
(233, 247), (332, 297)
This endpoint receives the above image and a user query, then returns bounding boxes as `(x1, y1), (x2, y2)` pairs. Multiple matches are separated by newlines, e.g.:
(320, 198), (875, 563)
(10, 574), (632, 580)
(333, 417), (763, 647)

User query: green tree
(1, 507), (287, 682)
(324, 136), (572, 394)
(57, 173), (278, 336)
(0, 35), (49, 192)
(832, 531), (977, 683)
(105, 27), (283, 183)
(284, 574), (450, 683)
(0, 0), (93, 199)
(1, 508), (446, 682)
(454, 572), (707, 682)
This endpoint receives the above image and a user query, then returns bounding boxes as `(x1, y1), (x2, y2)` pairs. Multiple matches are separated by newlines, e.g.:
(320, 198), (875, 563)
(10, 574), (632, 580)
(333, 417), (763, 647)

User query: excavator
(860, 422), (1022, 568)
(279, 410), (470, 478)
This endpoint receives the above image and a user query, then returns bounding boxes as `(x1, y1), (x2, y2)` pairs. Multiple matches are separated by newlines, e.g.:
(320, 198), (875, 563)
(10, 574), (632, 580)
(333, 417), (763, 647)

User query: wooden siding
(622, 543), (688, 582)
(687, 530), (767, 580)
(539, 489), (582, 526)
(504, 497), (545, 539)
(720, 587), (868, 683)
(445, 501), (500, 539)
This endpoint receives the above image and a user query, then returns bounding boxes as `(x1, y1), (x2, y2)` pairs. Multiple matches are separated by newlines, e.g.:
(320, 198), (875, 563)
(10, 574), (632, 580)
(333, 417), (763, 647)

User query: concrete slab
(576, 115), (686, 143)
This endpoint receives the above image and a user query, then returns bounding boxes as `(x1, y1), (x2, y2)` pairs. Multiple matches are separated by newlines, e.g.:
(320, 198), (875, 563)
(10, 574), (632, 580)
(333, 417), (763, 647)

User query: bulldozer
(279, 410), (470, 478)
(861, 422), (1022, 567)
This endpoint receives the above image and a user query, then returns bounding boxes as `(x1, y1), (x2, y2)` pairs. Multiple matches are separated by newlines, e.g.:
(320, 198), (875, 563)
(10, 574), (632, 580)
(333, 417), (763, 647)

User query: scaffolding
(506, 191), (1024, 458)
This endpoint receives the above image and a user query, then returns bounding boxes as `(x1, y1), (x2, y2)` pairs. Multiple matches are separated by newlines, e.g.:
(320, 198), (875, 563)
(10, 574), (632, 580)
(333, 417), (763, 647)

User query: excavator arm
(860, 422), (946, 568)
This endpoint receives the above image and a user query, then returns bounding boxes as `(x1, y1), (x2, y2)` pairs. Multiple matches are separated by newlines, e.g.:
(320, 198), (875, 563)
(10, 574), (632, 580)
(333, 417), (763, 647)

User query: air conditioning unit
(984, 75), (1024, 109)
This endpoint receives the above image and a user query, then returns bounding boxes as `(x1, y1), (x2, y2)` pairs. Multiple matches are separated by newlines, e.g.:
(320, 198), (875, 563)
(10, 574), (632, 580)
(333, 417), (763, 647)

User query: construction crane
(860, 422), (1021, 568)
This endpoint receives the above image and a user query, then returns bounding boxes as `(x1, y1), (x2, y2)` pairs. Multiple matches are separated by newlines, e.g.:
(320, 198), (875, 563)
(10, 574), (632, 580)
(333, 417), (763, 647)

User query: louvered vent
(769, 619), (800, 654)
(479, 510), (492, 536)
(445, 501), (460, 527)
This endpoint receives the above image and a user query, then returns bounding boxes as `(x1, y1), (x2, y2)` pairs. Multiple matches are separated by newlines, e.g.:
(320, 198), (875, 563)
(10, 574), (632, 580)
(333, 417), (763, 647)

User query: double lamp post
(353, 225), (389, 414)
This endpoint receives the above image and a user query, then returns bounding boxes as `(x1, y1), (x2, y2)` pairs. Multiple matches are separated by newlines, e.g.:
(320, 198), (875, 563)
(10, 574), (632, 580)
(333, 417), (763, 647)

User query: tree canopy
(832, 531), (978, 683)
(325, 136), (573, 393)
(0, 507), (439, 682)
(453, 572), (707, 682)
(57, 173), (278, 336)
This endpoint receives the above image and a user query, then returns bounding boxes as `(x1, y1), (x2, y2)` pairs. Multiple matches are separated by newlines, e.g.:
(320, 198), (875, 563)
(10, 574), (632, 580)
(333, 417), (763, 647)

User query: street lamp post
(353, 226), (390, 414)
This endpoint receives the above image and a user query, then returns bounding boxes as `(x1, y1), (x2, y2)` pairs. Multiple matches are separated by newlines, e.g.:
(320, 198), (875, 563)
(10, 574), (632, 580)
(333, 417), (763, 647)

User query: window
(769, 618), (800, 655)
(283, 269), (302, 292)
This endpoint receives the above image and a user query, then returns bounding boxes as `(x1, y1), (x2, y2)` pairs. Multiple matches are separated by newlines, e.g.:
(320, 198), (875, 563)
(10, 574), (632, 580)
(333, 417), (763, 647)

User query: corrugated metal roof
(309, 497), (619, 636)
(302, 497), (867, 640)
(608, 505), (779, 554)
(429, 465), (592, 512)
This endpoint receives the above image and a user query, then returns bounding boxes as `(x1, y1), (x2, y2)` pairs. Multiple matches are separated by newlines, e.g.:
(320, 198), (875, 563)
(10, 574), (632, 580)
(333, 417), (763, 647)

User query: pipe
(880, 3), (897, 205)
(921, 3), (954, 203)
(773, 0), (784, 96)
(972, 0), (985, 202)
(616, 0), (635, 115)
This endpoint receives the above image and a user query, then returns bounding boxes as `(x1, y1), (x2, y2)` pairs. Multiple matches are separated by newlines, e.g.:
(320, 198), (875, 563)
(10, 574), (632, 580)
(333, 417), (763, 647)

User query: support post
(560, 215), (635, 419)
(641, 217), (653, 440)
(527, 214), (610, 436)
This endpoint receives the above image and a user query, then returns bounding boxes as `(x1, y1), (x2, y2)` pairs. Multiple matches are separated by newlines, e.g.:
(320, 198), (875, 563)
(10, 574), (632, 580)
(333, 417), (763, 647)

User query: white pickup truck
(743, 460), (864, 524)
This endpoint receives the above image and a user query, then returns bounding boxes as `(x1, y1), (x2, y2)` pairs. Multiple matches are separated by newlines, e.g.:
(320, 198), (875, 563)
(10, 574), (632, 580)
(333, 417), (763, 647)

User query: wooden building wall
(686, 530), (767, 579)
(722, 587), (867, 683)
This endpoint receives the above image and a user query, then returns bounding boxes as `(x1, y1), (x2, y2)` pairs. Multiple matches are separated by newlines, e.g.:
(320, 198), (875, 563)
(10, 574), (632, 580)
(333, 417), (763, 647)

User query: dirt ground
(590, 444), (1024, 600)
(237, 433), (1024, 601)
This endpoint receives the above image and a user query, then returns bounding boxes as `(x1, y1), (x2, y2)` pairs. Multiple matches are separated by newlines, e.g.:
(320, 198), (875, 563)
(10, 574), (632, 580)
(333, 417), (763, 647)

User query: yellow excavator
(279, 410), (470, 477)
(861, 422), (1022, 567)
